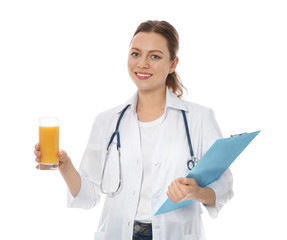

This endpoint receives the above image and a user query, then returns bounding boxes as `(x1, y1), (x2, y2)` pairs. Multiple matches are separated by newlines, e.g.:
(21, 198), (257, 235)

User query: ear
(169, 57), (179, 74)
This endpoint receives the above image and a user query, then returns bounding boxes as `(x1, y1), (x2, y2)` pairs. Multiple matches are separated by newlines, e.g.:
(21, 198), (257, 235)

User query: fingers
(34, 149), (41, 157)
(178, 177), (200, 201)
(172, 180), (186, 198)
(35, 143), (40, 151)
(178, 177), (196, 186)
(34, 143), (41, 160)
(167, 178), (200, 203)
(34, 143), (41, 165)
(167, 179), (188, 203)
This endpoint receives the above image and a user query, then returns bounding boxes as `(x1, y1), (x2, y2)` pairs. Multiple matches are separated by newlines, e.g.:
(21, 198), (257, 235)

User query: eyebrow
(131, 47), (164, 55)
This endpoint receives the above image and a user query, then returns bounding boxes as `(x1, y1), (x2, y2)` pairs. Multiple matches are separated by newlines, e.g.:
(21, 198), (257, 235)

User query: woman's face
(128, 32), (178, 93)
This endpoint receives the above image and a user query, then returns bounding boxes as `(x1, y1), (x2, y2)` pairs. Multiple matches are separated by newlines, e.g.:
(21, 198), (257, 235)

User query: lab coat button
(154, 225), (160, 229)
(155, 162), (160, 167)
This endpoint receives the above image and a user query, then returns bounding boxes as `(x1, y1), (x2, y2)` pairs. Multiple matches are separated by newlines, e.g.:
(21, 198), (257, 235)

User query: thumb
(58, 149), (69, 162)
(178, 177), (194, 185)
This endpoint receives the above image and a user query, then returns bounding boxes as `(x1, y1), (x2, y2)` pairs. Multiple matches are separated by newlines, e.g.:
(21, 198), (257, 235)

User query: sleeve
(205, 169), (234, 218)
(201, 109), (234, 218)
(67, 114), (106, 209)
(67, 174), (101, 209)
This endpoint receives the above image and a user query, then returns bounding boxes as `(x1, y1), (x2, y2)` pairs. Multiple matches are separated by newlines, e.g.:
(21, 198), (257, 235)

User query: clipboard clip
(230, 132), (247, 137)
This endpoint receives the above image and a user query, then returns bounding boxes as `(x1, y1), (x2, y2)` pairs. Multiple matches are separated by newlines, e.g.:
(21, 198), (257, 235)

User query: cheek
(155, 61), (172, 74)
(156, 65), (172, 79)
(127, 57), (136, 70)
(127, 60), (136, 79)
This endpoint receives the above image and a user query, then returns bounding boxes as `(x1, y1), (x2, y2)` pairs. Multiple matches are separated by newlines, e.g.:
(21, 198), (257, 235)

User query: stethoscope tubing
(101, 105), (198, 196)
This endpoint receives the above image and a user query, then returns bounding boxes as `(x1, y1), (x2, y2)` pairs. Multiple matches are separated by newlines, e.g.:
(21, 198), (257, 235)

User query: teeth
(137, 73), (152, 77)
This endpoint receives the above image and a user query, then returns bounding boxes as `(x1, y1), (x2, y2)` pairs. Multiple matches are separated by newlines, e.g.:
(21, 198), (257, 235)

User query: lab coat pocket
(94, 231), (106, 240)
(165, 201), (202, 223)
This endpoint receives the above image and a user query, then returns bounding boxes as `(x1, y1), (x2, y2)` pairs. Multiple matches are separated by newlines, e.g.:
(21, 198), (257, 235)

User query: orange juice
(39, 126), (59, 164)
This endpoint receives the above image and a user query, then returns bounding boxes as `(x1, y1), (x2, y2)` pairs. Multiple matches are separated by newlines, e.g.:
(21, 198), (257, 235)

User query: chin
(136, 84), (166, 94)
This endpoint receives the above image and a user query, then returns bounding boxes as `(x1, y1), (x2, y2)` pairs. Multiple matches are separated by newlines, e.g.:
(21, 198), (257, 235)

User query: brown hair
(133, 20), (187, 98)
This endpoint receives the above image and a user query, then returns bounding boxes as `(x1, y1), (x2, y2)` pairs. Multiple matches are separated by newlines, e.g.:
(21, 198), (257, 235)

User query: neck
(136, 87), (166, 122)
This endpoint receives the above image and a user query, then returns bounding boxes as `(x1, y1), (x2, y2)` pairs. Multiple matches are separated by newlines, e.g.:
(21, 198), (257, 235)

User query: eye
(151, 55), (161, 60)
(131, 52), (139, 57)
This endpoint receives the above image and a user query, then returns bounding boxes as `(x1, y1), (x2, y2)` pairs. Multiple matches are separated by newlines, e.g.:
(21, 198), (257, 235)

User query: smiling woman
(34, 20), (233, 240)
(128, 32), (178, 94)
(129, 20), (185, 98)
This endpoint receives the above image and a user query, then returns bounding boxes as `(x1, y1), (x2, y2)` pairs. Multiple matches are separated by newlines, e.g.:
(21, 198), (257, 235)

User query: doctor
(34, 20), (233, 239)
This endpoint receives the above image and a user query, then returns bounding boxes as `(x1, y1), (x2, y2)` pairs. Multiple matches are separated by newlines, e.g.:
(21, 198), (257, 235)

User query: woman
(34, 20), (233, 240)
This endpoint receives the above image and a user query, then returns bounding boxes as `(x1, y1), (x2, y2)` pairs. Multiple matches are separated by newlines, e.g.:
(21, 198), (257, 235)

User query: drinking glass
(39, 117), (59, 170)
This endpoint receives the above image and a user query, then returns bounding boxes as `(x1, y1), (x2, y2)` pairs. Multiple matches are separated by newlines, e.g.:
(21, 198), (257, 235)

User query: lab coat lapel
(151, 89), (190, 214)
(116, 94), (144, 206)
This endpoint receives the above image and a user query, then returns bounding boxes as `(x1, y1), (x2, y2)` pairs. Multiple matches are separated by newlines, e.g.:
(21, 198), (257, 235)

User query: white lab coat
(68, 88), (234, 240)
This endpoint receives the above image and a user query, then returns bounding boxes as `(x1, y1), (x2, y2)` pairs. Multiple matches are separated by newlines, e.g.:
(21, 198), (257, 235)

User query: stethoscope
(100, 105), (199, 197)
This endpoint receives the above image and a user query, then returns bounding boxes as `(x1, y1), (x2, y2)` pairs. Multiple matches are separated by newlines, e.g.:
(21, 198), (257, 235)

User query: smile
(135, 72), (153, 80)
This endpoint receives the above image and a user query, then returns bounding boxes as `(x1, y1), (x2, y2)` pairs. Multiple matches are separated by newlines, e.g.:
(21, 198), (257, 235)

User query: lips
(135, 72), (153, 80)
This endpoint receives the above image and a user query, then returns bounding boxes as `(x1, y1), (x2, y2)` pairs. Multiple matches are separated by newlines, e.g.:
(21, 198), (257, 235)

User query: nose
(137, 56), (149, 69)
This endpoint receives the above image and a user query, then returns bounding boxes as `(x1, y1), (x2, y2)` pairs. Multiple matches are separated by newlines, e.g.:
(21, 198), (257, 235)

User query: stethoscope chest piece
(187, 156), (199, 171)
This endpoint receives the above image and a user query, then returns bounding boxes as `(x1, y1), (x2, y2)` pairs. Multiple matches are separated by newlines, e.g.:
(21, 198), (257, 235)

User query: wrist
(195, 186), (204, 202)
(197, 187), (216, 206)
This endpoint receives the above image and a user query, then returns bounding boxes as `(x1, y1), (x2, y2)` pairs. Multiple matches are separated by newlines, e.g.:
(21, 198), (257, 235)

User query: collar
(116, 87), (188, 114)
(165, 87), (188, 112)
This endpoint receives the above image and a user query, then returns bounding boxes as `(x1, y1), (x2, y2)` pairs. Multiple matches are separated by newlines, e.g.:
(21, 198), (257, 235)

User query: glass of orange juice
(39, 117), (59, 170)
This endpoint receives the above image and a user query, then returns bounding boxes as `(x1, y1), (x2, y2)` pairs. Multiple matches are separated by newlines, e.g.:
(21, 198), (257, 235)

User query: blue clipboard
(154, 130), (260, 216)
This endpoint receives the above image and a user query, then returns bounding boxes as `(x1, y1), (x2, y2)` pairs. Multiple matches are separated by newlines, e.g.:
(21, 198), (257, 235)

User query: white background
(0, 0), (286, 239)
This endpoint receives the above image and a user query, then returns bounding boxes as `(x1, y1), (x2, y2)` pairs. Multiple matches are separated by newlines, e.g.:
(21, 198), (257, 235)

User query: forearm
(59, 158), (81, 198)
(196, 187), (216, 206)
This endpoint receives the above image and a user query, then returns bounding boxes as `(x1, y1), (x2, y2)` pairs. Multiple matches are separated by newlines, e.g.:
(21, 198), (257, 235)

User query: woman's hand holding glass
(34, 143), (71, 170)
(34, 143), (81, 197)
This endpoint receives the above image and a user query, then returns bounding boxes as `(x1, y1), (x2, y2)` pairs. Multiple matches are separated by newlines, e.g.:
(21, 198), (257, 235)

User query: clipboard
(154, 130), (260, 216)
